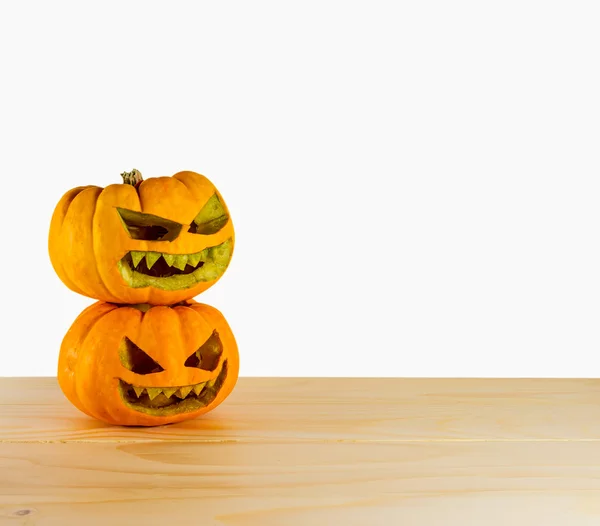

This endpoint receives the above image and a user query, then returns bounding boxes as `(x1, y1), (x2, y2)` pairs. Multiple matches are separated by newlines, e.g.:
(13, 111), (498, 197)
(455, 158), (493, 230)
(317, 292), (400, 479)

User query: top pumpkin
(49, 170), (234, 305)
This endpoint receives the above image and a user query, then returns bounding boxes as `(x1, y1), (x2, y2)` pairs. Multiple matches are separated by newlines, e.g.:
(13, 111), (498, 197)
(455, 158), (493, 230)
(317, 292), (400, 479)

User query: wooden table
(1, 378), (600, 525)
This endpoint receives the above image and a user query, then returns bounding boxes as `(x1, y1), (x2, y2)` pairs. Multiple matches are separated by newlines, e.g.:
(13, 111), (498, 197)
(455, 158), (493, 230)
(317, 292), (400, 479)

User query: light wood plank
(1, 377), (600, 443)
(1, 441), (600, 525)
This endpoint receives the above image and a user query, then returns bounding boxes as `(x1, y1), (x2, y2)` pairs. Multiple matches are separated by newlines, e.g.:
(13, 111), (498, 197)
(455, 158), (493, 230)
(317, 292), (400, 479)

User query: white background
(1, 1), (599, 377)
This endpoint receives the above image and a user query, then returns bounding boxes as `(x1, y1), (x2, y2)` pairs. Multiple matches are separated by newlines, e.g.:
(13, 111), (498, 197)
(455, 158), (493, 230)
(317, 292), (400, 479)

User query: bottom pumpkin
(58, 300), (239, 426)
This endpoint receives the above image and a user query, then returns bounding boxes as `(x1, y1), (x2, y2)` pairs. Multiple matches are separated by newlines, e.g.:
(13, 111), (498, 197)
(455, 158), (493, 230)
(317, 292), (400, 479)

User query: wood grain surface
(1, 377), (600, 525)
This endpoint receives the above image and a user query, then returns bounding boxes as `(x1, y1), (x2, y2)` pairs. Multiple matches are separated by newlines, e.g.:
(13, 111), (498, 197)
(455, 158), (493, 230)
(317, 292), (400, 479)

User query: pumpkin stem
(121, 169), (143, 187)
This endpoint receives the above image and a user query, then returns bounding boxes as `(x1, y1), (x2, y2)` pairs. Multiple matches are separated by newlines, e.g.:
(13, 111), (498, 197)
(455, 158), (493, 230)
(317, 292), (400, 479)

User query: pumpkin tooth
(131, 251), (145, 268)
(207, 378), (216, 388)
(176, 386), (193, 399)
(187, 252), (202, 267)
(173, 254), (188, 271)
(146, 387), (162, 401)
(192, 382), (205, 395)
(162, 253), (176, 267)
(162, 387), (178, 398)
(145, 252), (161, 269)
(133, 386), (145, 398)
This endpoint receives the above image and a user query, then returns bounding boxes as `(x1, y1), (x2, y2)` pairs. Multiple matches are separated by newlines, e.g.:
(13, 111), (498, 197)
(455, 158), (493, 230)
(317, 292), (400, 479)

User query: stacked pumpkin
(48, 170), (238, 426)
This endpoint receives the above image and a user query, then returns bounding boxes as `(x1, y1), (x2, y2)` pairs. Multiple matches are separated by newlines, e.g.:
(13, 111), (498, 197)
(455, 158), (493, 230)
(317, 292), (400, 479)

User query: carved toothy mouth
(118, 360), (228, 416)
(117, 238), (232, 290)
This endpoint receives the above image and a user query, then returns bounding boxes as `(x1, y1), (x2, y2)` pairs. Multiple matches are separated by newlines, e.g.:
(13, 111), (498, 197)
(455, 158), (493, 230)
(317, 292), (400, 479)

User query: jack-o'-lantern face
(58, 300), (239, 426)
(117, 329), (229, 416)
(49, 170), (235, 305)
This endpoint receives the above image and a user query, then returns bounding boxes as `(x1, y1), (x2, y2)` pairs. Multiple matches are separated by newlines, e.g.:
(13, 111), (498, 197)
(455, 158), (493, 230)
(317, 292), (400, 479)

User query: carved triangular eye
(117, 208), (183, 241)
(119, 337), (164, 375)
(188, 194), (229, 235)
(184, 330), (223, 371)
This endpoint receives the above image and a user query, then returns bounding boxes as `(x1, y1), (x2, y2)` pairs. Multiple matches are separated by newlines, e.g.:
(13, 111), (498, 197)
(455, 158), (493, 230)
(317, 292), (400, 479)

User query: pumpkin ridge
(92, 185), (122, 303)
(173, 171), (220, 205)
(57, 187), (87, 228)
(49, 186), (89, 295)
(62, 187), (111, 300)
(61, 302), (119, 415)
(169, 174), (198, 206)
(87, 187), (114, 300)
(173, 302), (187, 373)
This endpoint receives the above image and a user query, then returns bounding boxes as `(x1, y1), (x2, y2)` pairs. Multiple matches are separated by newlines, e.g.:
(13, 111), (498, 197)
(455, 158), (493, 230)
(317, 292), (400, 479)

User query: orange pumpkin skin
(48, 171), (235, 305)
(58, 300), (239, 426)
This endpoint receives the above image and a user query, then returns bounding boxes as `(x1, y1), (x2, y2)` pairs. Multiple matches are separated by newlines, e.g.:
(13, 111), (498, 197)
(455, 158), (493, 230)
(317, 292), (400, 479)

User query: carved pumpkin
(49, 169), (234, 305)
(58, 300), (239, 426)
